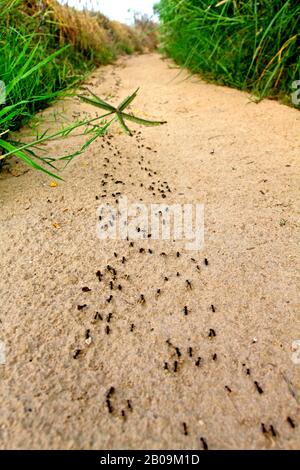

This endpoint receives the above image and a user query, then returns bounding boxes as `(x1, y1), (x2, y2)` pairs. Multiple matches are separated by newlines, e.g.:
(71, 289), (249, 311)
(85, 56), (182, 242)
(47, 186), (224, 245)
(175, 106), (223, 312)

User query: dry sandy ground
(0, 53), (299, 450)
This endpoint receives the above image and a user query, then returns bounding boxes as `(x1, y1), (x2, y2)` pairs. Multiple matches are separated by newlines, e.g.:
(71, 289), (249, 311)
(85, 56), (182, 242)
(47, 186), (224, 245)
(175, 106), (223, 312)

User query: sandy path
(0, 53), (299, 450)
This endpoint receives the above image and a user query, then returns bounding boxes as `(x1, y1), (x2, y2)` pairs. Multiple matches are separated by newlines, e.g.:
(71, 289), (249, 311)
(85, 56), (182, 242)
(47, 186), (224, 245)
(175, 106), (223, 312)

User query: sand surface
(0, 53), (299, 450)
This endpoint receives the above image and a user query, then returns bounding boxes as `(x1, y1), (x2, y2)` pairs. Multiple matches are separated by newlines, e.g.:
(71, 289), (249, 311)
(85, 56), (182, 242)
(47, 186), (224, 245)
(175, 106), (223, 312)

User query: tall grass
(0, 0), (152, 175)
(156, 0), (300, 103)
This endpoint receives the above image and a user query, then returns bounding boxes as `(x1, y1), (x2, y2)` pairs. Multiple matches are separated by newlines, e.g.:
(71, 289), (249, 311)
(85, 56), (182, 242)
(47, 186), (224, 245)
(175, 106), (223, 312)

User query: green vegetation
(0, 0), (154, 176)
(156, 0), (300, 103)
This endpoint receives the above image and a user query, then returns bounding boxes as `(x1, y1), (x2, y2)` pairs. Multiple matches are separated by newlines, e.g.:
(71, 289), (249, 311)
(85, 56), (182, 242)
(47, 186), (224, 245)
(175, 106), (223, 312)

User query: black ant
(106, 386), (115, 398)
(185, 280), (192, 289)
(174, 361), (178, 372)
(204, 258), (209, 266)
(127, 400), (132, 411)
(183, 306), (188, 316)
(73, 349), (82, 359)
(287, 417), (295, 428)
(117, 284), (122, 291)
(176, 252), (180, 258)
(94, 312), (103, 321)
(82, 287), (91, 292)
(139, 294), (145, 304)
(129, 242), (134, 247)
(164, 277), (169, 281)
(182, 422), (188, 436)
(77, 304), (87, 311)
(109, 281), (114, 290)
(188, 347), (193, 357)
(225, 386), (232, 393)
(106, 399), (113, 414)
(175, 347), (181, 358)
(160, 252), (167, 257)
(176, 272), (180, 277)
(121, 256), (126, 264)
(212, 353), (217, 361)
(148, 249), (153, 254)
(85, 329), (91, 339)
(106, 325), (110, 335)
(208, 329), (216, 338)
(200, 437), (208, 450)
(164, 362), (169, 370)
(130, 323), (135, 332)
(261, 423), (268, 434)
(195, 357), (201, 367)
(211, 304), (215, 313)
(254, 381), (263, 394)
(107, 313), (113, 323)
(106, 295), (113, 303)
(139, 248), (145, 253)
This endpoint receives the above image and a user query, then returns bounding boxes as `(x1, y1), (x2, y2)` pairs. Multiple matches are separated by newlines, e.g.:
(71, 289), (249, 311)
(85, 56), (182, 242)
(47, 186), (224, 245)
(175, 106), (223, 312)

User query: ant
(208, 329), (216, 338)
(106, 325), (110, 335)
(211, 304), (215, 313)
(106, 386), (115, 399)
(77, 304), (87, 311)
(225, 386), (232, 393)
(185, 280), (192, 289)
(204, 258), (209, 266)
(164, 362), (169, 370)
(182, 422), (188, 436)
(82, 287), (91, 292)
(127, 400), (132, 411)
(254, 381), (263, 394)
(188, 347), (193, 357)
(175, 347), (181, 358)
(107, 313), (113, 323)
(94, 312), (103, 321)
(106, 399), (113, 414)
(195, 357), (201, 367)
(85, 329), (91, 340)
(200, 437), (208, 450)
(73, 349), (82, 359)
(130, 323), (135, 332)
(139, 294), (145, 304)
(212, 353), (217, 361)
(183, 306), (188, 316)
(261, 423), (268, 434)
(106, 295), (113, 303)
(287, 417), (295, 428)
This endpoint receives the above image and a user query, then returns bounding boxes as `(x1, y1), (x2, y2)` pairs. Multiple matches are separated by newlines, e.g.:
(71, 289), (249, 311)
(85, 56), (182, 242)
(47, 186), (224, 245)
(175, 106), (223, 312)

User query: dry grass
(21, 0), (150, 61)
